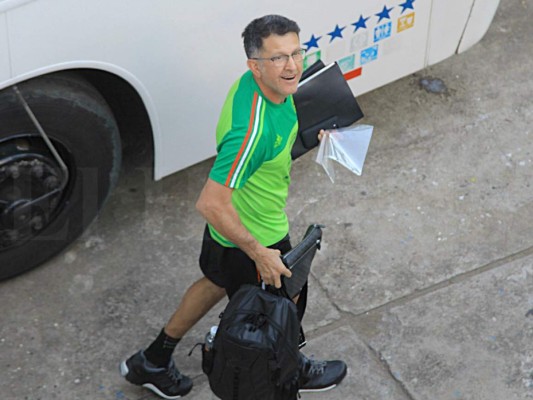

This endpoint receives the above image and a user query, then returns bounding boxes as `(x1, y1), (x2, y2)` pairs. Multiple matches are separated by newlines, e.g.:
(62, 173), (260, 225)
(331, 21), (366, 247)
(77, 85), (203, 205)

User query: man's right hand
(252, 245), (292, 289)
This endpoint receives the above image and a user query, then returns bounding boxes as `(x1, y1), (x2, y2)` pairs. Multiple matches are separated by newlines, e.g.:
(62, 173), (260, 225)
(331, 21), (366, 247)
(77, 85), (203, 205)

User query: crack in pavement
(353, 244), (533, 318)
(365, 342), (418, 400)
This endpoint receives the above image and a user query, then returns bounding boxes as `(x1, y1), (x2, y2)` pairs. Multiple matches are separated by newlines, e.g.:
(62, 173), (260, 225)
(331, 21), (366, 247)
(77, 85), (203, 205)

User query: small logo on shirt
(274, 134), (283, 148)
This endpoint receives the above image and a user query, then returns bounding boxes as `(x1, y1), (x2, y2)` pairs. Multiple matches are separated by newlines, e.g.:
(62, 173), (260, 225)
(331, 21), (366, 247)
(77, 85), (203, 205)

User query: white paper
(315, 124), (373, 182)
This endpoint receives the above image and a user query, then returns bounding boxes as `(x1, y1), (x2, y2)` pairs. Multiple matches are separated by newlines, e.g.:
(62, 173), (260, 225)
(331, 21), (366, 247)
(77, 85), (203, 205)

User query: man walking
(121, 15), (347, 399)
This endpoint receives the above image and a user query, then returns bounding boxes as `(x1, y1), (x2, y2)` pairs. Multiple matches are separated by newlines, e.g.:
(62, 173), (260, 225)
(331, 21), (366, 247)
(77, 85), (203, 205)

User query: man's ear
(247, 59), (262, 78)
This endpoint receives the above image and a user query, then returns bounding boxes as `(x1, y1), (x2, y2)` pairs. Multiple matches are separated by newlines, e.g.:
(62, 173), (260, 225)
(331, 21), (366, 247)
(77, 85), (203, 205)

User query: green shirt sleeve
(209, 126), (267, 189)
(209, 91), (268, 189)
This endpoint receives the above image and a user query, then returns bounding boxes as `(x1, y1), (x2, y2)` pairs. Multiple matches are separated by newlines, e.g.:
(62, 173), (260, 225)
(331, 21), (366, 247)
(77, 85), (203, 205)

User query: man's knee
(199, 276), (226, 296)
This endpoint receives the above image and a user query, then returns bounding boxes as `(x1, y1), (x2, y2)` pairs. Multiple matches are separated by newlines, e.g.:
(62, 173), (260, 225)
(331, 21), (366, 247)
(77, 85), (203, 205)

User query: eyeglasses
(250, 49), (306, 67)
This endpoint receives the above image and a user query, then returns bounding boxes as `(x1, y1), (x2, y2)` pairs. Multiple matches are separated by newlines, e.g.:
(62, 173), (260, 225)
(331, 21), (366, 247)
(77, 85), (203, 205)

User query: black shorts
(199, 225), (292, 298)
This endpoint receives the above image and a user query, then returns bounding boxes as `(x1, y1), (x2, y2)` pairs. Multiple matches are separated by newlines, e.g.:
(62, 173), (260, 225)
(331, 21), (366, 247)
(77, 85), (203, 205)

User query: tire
(0, 73), (121, 280)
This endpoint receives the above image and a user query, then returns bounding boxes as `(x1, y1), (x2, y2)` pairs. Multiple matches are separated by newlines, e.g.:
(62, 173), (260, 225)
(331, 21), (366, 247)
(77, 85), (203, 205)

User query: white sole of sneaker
(119, 361), (183, 399)
(142, 383), (183, 399)
(119, 361), (129, 377)
(299, 383), (337, 393)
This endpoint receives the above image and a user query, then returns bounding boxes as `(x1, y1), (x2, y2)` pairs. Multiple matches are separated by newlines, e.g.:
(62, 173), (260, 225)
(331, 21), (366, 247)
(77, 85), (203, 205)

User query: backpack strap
(232, 366), (240, 400)
(267, 284), (307, 349)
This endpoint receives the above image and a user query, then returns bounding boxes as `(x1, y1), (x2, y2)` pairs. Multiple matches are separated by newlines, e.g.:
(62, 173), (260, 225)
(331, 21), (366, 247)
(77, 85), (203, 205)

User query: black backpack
(202, 284), (301, 400)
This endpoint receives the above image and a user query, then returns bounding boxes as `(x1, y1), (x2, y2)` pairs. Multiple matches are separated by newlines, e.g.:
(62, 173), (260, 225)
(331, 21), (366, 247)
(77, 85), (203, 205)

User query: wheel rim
(0, 134), (71, 251)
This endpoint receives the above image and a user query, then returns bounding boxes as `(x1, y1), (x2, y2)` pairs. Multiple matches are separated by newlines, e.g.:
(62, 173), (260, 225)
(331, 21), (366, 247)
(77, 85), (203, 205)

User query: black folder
(292, 60), (364, 159)
(281, 224), (323, 298)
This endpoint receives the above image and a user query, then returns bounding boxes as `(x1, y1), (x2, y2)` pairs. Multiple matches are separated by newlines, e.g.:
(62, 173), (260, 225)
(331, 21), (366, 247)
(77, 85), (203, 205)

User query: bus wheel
(0, 72), (121, 280)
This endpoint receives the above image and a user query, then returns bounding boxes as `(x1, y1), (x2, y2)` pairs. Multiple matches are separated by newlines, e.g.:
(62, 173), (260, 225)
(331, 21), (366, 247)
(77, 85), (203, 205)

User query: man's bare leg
(164, 276), (226, 339)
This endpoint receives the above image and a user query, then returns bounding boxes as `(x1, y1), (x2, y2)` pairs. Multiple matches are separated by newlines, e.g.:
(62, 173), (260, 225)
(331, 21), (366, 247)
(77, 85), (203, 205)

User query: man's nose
(285, 55), (298, 70)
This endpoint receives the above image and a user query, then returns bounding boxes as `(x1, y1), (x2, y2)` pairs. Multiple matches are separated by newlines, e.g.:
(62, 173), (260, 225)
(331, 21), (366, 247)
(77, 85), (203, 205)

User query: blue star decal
(352, 15), (370, 32)
(399, 0), (415, 13)
(327, 24), (345, 42)
(375, 5), (394, 23)
(303, 34), (322, 50)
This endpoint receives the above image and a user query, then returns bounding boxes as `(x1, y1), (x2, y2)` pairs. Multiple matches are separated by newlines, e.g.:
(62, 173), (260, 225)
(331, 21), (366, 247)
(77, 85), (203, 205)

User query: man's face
(248, 32), (303, 104)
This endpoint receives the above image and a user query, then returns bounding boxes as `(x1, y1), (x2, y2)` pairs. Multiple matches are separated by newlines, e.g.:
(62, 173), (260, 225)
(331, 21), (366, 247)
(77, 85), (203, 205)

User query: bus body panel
(426, 0), (475, 66)
(0, 13), (10, 81)
(458, 0), (500, 54)
(0, 0), (500, 179)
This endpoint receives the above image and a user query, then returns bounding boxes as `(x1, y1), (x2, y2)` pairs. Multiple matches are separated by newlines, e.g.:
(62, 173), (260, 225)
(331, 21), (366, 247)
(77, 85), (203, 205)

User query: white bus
(0, 0), (500, 279)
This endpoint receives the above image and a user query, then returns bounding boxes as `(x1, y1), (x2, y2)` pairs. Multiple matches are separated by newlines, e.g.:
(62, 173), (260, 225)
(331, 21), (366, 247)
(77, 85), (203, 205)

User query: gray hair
(242, 15), (300, 58)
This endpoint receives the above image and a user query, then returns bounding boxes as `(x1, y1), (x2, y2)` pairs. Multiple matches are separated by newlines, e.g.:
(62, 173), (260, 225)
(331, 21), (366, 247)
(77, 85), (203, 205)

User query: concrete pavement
(1, 0), (532, 399)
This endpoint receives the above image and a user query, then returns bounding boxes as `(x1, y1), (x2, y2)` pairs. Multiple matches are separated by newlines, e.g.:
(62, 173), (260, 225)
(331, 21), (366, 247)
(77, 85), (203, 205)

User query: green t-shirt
(208, 70), (298, 247)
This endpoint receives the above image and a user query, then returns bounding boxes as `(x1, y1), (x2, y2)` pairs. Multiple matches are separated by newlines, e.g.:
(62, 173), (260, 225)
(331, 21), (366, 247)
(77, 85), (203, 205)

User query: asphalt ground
(1, 0), (532, 399)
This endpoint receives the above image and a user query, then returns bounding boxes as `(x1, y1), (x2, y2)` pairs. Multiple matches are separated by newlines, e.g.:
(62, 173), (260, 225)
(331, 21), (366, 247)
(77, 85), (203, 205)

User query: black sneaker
(120, 350), (193, 399)
(299, 354), (347, 393)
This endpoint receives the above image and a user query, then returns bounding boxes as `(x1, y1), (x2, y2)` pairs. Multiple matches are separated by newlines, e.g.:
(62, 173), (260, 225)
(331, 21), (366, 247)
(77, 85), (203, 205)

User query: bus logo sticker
(343, 67), (363, 81)
(374, 22), (392, 43)
(327, 24), (346, 43)
(375, 5), (394, 23)
(338, 54), (357, 73)
(325, 41), (346, 61)
(360, 45), (379, 65)
(398, 13), (415, 33)
(399, 0), (416, 14)
(303, 34), (322, 51)
(352, 14), (370, 33)
(350, 31), (369, 53)
(304, 50), (322, 69)
(303, 1), (415, 69)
